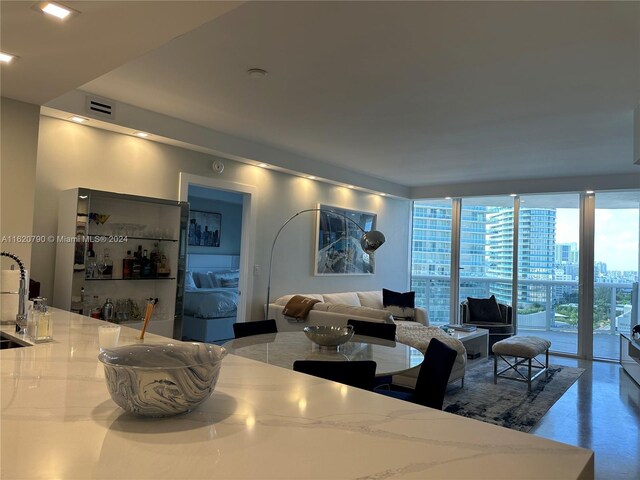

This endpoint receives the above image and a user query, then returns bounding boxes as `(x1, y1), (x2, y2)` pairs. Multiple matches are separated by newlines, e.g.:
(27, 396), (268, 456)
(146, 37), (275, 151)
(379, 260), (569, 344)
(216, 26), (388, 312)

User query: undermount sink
(0, 332), (30, 349)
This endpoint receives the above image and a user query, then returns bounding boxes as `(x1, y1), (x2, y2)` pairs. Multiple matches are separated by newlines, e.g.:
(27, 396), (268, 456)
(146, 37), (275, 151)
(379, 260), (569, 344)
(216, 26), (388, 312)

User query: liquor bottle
(132, 246), (142, 278)
(122, 250), (133, 279)
(141, 249), (151, 277)
(85, 241), (96, 279)
(103, 248), (113, 279)
(150, 242), (160, 277)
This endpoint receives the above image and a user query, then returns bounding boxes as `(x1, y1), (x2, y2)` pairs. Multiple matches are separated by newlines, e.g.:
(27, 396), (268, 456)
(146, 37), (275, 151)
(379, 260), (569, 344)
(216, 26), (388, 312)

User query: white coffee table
(449, 328), (489, 358)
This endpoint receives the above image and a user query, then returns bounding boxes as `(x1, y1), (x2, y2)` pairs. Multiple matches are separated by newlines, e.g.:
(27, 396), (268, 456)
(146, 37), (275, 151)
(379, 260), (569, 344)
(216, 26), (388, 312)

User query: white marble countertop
(1, 309), (594, 479)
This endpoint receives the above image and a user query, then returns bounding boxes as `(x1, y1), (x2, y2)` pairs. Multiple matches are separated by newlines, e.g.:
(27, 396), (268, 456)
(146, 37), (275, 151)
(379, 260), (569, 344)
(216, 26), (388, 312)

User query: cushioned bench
(492, 336), (551, 391)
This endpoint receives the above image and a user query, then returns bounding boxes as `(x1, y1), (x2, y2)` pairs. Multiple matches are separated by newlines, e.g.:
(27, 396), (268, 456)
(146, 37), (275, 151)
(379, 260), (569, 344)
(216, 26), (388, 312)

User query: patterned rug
(442, 358), (584, 432)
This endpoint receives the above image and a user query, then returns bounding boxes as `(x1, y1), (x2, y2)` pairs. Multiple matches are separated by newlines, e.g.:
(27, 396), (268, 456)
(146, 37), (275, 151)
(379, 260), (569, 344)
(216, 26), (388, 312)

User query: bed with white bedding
(181, 254), (240, 342)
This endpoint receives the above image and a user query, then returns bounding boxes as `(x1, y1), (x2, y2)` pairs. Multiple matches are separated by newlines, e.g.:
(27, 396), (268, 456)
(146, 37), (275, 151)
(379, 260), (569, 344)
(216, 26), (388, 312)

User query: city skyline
(556, 209), (638, 272)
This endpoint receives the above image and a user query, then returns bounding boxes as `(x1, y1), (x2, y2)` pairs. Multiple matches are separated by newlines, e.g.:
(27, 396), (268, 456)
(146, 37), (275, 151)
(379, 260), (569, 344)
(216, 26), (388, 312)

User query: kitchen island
(1, 309), (593, 479)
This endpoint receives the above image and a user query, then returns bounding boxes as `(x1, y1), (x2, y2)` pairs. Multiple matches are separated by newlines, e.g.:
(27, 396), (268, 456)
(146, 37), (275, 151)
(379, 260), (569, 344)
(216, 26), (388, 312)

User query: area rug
(442, 358), (584, 432)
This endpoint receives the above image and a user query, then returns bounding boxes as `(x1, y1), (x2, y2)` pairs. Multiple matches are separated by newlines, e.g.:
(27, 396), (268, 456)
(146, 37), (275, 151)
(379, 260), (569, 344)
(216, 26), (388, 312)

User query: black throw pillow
(383, 288), (416, 321)
(466, 295), (504, 324)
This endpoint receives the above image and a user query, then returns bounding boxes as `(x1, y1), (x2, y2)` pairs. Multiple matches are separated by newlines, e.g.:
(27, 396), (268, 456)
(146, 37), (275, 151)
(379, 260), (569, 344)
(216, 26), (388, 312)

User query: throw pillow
(466, 295), (504, 324)
(382, 288), (416, 321)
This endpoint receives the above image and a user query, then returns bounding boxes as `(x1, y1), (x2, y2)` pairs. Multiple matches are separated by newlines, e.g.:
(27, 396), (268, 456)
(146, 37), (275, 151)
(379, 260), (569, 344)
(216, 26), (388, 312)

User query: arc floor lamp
(265, 208), (386, 320)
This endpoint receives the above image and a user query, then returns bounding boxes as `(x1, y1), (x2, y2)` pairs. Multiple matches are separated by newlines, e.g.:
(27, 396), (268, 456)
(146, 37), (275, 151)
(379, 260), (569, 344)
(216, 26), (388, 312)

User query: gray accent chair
(460, 299), (514, 352)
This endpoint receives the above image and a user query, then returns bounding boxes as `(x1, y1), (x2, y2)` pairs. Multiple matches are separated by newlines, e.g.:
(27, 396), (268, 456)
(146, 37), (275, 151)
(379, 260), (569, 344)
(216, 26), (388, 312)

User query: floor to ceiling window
(410, 189), (640, 360)
(592, 191), (639, 359)
(410, 200), (452, 325)
(459, 197), (514, 309)
(517, 194), (580, 355)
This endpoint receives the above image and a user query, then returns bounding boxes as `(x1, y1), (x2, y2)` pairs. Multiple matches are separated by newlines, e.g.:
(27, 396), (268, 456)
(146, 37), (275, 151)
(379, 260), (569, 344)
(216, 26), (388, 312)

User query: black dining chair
(347, 319), (397, 388)
(375, 338), (457, 410)
(293, 360), (377, 391)
(347, 319), (396, 341)
(232, 319), (278, 339)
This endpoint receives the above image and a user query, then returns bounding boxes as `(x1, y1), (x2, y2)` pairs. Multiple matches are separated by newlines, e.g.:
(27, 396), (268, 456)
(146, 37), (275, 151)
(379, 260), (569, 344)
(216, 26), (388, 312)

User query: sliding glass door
(592, 191), (639, 359)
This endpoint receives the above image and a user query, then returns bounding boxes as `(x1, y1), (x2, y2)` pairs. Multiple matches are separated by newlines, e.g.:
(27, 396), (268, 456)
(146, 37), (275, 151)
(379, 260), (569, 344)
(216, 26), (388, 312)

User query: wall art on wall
(315, 204), (376, 275)
(188, 211), (221, 247)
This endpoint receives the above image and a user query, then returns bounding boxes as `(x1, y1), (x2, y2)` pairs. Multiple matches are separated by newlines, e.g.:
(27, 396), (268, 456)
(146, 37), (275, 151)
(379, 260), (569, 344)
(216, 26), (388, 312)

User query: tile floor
(531, 356), (640, 479)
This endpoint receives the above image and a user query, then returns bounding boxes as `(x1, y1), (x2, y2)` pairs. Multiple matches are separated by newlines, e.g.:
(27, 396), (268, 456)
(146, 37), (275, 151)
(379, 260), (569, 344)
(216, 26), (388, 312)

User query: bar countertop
(1, 309), (593, 479)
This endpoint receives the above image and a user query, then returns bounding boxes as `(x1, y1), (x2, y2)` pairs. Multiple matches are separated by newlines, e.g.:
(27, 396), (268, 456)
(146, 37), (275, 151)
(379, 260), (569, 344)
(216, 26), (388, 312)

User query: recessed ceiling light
(445, 196), (452, 200)
(0, 52), (17, 64)
(346, 185), (354, 189)
(510, 193), (518, 197)
(257, 163), (268, 168)
(380, 193), (387, 197)
(247, 68), (268, 79)
(36, 2), (79, 20)
(69, 115), (88, 123)
(134, 132), (149, 138)
(307, 176), (316, 180)
(586, 190), (595, 194)
(79, 195), (88, 199)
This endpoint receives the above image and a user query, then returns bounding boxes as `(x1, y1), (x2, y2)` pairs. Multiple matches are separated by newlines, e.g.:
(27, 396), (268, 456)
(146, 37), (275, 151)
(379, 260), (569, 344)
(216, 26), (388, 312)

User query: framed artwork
(188, 210), (221, 247)
(315, 204), (377, 275)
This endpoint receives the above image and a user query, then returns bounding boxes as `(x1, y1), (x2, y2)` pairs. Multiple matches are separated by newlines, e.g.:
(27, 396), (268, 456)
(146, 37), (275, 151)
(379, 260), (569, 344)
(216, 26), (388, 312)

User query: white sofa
(268, 290), (466, 386)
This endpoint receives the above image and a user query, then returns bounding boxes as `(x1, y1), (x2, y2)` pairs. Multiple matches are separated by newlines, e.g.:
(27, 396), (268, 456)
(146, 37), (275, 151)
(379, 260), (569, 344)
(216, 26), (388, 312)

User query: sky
(556, 209), (639, 272)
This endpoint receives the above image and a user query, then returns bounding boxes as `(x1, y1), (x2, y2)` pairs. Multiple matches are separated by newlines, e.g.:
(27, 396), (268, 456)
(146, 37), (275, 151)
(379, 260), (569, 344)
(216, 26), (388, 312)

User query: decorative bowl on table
(98, 342), (226, 417)
(304, 325), (354, 349)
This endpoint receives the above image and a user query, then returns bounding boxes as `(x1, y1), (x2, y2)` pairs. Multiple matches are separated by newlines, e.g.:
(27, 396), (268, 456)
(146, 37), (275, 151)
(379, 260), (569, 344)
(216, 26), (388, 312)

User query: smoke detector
(212, 160), (225, 174)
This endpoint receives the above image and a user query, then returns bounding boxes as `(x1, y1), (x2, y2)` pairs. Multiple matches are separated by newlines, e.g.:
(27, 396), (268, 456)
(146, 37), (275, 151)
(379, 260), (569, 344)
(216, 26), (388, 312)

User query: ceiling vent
(85, 95), (116, 120)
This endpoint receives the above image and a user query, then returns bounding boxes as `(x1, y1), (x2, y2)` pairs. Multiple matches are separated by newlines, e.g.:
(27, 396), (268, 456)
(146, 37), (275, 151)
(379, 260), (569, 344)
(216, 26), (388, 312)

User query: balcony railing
(411, 274), (639, 335)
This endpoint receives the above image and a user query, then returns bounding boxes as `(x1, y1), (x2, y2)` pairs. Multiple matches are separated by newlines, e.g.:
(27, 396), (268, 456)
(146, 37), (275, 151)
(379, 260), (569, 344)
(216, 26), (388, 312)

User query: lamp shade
(360, 230), (385, 254)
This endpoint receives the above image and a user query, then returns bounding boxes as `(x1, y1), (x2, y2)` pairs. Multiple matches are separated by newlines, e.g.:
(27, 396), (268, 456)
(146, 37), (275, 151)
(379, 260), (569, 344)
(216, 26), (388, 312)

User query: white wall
(32, 116), (411, 320)
(0, 97), (40, 272)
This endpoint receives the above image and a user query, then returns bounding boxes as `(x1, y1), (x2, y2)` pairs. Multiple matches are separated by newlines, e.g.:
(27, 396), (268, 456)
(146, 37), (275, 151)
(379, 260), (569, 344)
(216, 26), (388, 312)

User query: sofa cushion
(467, 295), (503, 323)
(313, 303), (393, 322)
(274, 294), (324, 306)
(383, 288), (416, 321)
(322, 292), (361, 306)
(357, 291), (384, 309)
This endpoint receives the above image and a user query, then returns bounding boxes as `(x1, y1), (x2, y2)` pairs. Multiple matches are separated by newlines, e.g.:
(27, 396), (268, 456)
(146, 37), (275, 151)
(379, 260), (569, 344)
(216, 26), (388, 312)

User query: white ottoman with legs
(492, 336), (551, 392)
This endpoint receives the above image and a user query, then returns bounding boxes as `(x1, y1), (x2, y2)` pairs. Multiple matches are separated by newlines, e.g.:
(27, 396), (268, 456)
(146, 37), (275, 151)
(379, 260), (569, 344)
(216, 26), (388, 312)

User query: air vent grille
(85, 95), (116, 119)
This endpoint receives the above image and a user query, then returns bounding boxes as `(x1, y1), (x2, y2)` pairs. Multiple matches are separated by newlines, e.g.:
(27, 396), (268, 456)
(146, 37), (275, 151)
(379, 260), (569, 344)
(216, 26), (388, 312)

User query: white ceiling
(3, 1), (639, 190)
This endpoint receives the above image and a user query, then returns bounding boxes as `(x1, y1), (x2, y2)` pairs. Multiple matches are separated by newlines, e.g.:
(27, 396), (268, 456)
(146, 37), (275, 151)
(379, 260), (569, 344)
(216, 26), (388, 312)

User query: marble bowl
(98, 342), (226, 417)
(304, 325), (354, 348)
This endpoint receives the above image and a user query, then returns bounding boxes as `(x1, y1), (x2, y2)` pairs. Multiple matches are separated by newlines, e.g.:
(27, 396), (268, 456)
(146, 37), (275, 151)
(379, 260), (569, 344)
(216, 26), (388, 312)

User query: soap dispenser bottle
(27, 297), (44, 339)
(33, 298), (53, 343)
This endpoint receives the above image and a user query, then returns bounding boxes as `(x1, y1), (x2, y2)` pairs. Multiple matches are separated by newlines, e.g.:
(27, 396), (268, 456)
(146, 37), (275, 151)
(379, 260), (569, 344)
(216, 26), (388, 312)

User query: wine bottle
(123, 250), (133, 279)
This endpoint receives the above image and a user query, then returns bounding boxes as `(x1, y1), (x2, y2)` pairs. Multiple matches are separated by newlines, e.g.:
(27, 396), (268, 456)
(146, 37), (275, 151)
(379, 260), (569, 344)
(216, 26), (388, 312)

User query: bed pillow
(185, 271), (197, 290)
(194, 272), (214, 289)
(383, 288), (416, 321)
(214, 270), (240, 288)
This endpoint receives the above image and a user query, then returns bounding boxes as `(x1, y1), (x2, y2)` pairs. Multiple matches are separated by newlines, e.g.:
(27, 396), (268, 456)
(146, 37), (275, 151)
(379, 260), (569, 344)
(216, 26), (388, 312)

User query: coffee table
(448, 328), (489, 358)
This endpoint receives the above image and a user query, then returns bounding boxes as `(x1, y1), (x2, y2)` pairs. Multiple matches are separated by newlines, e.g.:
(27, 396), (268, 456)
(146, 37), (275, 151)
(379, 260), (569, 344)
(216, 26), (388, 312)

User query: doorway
(178, 173), (256, 342)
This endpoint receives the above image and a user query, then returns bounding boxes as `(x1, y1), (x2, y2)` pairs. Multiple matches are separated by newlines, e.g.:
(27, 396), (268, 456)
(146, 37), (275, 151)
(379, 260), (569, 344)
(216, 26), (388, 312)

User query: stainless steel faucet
(1, 251), (28, 333)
